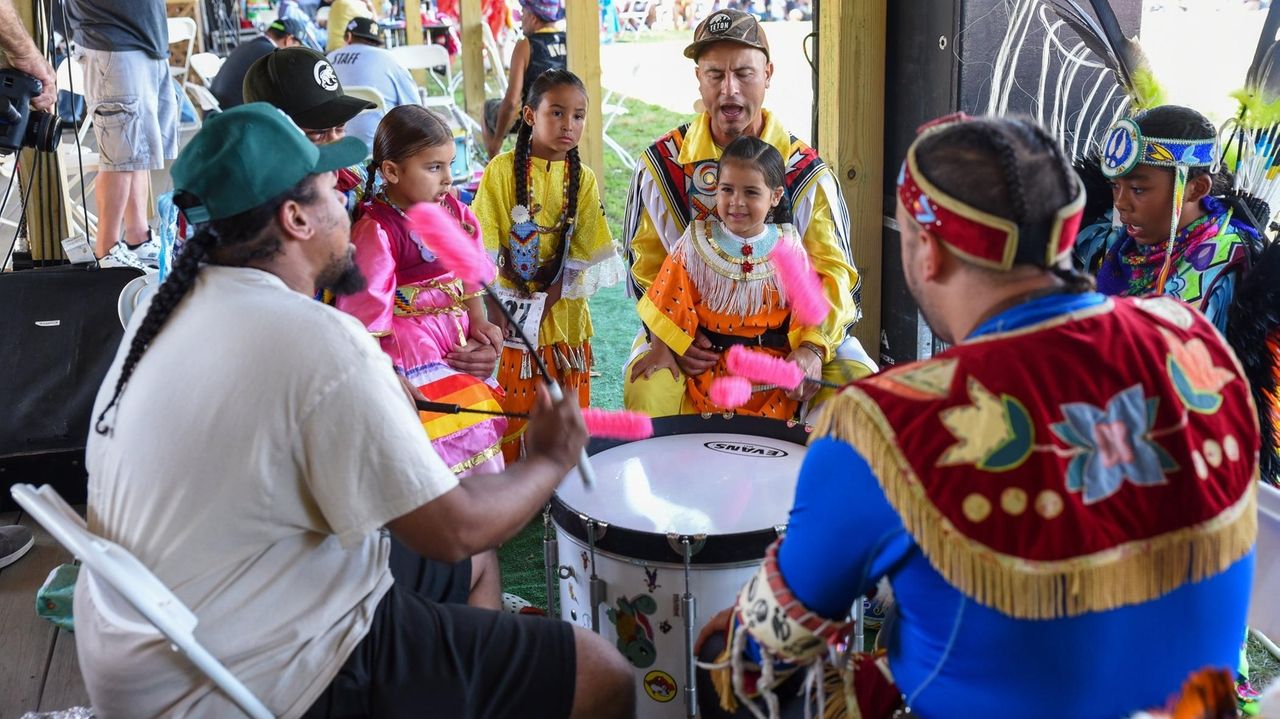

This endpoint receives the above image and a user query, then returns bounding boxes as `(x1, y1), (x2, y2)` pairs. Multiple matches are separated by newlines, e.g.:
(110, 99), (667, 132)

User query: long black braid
(914, 116), (1095, 293)
(94, 177), (320, 435)
(511, 68), (587, 288)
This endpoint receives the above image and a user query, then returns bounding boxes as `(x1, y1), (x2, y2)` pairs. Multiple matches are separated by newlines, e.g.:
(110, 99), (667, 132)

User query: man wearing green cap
(73, 104), (634, 719)
(621, 7), (875, 419)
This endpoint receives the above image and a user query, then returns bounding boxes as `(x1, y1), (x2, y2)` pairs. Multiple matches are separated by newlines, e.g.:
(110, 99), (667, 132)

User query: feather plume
(725, 345), (806, 391)
(709, 376), (752, 410)
(581, 408), (655, 440)
(1039, 0), (1163, 109)
(403, 202), (497, 285)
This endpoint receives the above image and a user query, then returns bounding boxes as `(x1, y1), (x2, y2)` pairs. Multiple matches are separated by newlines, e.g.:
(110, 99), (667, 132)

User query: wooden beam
(13, 0), (69, 262)
(816, 1), (886, 360)
(565, 1), (604, 181)
(404, 0), (426, 86)
(458, 0), (485, 123)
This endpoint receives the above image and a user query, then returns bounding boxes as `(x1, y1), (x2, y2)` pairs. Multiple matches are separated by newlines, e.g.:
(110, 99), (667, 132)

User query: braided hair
(513, 68), (586, 284)
(363, 105), (455, 202)
(94, 176), (320, 435)
(720, 135), (793, 224)
(914, 116), (1094, 293)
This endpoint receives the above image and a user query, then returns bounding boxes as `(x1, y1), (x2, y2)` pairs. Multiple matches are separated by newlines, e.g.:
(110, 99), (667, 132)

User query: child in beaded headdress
(472, 68), (624, 462)
(628, 134), (820, 419)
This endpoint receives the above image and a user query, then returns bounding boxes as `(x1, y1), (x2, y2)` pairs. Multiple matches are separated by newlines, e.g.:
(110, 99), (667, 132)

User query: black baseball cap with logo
(345, 16), (382, 44)
(242, 47), (374, 130)
(683, 8), (770, 62)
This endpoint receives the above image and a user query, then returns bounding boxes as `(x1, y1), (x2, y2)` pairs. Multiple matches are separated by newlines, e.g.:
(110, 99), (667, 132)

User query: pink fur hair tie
(581, 408), (654, 440)
(709, 376), (753, 409)
(770, 240), (830, 327)
(404, 201), (497, 285)
(725, 345), (805, 391)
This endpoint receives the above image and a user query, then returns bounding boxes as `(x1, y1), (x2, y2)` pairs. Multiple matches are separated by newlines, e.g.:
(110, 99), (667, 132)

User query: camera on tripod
(0, 68), (60, 154)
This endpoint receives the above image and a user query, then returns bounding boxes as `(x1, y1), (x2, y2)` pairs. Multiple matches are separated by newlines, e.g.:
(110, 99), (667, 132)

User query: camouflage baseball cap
(683, 9), (770, 62)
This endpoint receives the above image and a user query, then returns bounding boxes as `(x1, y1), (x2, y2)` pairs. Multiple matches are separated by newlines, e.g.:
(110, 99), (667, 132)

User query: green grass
(498, 96), (687, 608)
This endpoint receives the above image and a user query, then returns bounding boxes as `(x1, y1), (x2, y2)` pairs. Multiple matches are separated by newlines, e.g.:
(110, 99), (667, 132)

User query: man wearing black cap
(326, 15), (418, 150)
(210, 18), (305, 110)
(622, 8), (874, 421)
(73, 102), (634, 719)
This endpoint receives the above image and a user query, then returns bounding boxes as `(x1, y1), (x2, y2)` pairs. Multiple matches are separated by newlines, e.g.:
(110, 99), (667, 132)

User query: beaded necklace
(375, 190), (479, 264)
(506, 155), (573, 284)
(698, 221), (780, 281)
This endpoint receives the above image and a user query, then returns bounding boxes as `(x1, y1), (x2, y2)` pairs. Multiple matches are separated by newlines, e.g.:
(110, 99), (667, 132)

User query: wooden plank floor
(0, 508), (90, 718)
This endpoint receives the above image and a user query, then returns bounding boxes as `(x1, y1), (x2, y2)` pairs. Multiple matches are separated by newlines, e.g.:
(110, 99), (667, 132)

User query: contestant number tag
(495, 288), (547, 349)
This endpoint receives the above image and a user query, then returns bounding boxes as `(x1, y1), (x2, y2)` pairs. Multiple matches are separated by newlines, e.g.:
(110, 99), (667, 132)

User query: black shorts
(302, 584), (577, 719)
(387, 533), (472, 605)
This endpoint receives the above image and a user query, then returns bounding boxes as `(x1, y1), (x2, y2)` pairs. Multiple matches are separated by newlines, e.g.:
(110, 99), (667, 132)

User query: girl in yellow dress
(472, 68), (624, 461)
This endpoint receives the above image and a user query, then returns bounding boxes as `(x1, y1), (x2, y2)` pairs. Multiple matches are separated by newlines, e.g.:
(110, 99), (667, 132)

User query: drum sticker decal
(567, 582), (577, 604)
(659, 619), (672, 634)
(607, 594), (658, 668)
(643, 670), (678, 704)
(703, 440), (789, 458)
(580, 550), (589, 573)
(644, 567), (660, 592)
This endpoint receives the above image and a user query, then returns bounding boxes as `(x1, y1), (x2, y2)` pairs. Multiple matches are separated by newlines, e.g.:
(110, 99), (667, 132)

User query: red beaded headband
(896, 117), (1086, 271)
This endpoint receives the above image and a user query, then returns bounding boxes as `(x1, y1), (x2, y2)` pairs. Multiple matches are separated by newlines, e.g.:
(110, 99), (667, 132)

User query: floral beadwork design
(1051, 384), (1178, 504)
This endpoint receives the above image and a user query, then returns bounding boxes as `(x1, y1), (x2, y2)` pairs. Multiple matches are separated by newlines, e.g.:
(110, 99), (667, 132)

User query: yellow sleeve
(629, 211), (666, 295)
(570, 166), (615, 263)
(472, 152), (515, 257)
(791, 189), (861, 361)
(636, 251), (699, 356)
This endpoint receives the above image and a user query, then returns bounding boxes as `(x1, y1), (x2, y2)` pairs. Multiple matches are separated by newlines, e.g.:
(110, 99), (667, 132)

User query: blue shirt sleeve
(775, 437), (915, 619)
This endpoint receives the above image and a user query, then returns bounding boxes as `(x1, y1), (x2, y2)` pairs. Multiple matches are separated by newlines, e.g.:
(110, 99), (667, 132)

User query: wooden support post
(566, 1), (604, 181)
(817, 1), (886, 359)
(459, 0), (485, 122)
(404, 0), (426, 86)
(12, 0), (68, 263)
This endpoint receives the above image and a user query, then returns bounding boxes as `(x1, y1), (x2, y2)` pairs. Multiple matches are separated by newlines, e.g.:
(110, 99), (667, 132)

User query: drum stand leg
(853, 596), (865, 653)
(542, 506), (557, 616)
(587, 521), (606, 634)
(680, 539), (697, 719)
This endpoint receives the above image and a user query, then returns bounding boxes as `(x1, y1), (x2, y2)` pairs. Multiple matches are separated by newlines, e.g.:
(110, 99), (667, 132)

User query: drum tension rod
(586, 518), (609, 634)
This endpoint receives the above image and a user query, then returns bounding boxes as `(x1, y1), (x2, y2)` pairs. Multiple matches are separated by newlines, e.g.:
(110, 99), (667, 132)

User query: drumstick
(402, 202), (598, 490)
(415, 399), (529, 419)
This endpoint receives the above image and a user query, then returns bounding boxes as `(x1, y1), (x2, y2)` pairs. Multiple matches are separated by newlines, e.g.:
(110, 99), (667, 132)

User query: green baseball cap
(170, 103), (366, 224)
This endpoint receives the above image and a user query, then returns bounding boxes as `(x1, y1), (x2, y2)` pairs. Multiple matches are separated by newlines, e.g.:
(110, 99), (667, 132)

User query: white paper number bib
(494, 287), (548, 349)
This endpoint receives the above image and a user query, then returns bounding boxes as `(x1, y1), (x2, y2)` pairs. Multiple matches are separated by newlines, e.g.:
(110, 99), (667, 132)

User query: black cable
(58, 0), (91, 248)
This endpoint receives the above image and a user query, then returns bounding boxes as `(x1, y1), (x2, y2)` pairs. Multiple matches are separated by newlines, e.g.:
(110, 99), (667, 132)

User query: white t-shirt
(326, 42), (420, 152)
(74, 265), (457, 718)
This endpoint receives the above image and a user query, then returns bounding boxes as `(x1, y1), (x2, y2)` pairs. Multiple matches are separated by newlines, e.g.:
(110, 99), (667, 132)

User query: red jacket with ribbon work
(814, 295), (1259, 620)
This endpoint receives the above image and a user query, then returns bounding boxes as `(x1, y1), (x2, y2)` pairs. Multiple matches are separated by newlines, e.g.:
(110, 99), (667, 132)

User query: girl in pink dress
(337, 105), (507, 477)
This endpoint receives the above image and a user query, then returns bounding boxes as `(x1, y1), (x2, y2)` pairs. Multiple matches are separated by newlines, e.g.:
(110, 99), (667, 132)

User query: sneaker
(125, 237), (161, 268)
(97, 243), (154, 272)
(0, 525), (34, 569)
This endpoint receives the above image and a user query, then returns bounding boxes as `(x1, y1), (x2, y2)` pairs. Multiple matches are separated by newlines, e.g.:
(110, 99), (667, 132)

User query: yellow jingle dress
(472, 150), (624, 460)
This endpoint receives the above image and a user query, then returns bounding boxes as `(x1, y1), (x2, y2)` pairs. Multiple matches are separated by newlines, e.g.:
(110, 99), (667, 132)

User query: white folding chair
(480, 22), (508, 97)
(342, 84), (387, 114)
(117, 273), (161, 328)
(55, 55), (101, 240)
(167, 17), (198, 89)
(9, 484), (274, 719)
(389, 43), (452, 97)
(1249, 482), (1280, 643)
(189, 52), (226, 86)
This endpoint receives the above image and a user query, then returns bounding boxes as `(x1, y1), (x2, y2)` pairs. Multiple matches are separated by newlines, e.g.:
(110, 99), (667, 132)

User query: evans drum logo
(704, 441), (788, 458)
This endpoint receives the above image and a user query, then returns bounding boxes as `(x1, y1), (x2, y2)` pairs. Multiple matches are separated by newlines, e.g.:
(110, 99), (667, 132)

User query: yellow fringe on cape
(811, 388), (1258, 620)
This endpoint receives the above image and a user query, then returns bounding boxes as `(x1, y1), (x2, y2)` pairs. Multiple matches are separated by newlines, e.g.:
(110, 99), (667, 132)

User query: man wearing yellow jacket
(621, 8), (874, 417)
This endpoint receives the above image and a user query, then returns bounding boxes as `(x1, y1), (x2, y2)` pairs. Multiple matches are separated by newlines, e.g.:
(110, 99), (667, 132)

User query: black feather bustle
(1226, 239), (1280, 485)
(1074, 153), (1114, 228)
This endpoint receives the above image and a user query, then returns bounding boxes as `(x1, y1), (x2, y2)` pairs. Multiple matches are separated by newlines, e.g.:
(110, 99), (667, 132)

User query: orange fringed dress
(637, 220), (806, 419)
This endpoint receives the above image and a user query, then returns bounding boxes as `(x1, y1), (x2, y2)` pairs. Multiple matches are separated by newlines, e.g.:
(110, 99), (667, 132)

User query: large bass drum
(550, 415), (809, 718)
